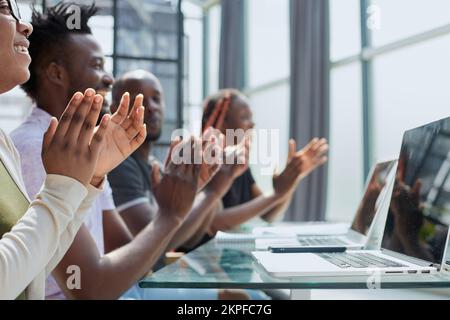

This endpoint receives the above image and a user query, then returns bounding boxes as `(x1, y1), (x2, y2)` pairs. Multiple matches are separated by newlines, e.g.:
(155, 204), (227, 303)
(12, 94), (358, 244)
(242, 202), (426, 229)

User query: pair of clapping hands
(42, 88), (231, 225)
(44, 88), (328, 225)
(42, 88), (146, 189)
(148, 127), (250, 223)
(149, 127), (329, 224)
(42, 88), (225, 225)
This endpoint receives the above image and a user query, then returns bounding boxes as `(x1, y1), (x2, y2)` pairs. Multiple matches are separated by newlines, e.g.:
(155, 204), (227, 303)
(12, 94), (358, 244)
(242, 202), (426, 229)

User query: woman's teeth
(14, 45), (28, 53)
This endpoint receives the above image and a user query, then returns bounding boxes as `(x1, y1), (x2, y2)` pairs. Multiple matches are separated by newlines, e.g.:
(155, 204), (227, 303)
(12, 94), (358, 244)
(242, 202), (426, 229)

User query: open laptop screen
(381, 117), (450, 265)
(351, 160), (397, 236)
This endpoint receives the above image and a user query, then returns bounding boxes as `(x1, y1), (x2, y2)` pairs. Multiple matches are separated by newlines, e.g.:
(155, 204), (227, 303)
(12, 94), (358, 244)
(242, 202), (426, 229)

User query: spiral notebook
(215, 231), (259, 242)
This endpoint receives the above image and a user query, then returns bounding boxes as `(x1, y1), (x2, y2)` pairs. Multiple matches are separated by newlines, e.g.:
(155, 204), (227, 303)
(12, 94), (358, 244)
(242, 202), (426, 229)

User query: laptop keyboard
(317, 252), (408, 269)
(297, 237), (349, 246)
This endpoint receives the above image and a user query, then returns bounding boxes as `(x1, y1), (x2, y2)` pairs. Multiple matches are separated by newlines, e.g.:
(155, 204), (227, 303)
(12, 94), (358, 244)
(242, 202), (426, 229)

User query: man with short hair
(12, 2), (221, 300)
(109, 70), (235, 249)
(108, 70), (272, 300)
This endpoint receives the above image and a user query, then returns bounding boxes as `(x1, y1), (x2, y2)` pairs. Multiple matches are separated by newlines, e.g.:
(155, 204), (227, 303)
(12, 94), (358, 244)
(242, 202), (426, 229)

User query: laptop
(254, 160), (397, 251)
(253, 117), (450, 277)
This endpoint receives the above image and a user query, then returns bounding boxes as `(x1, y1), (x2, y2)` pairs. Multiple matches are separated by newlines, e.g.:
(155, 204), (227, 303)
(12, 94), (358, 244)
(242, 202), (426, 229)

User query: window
(328, 0), (363, 221)
(0, 0), (185, 163)
(328, 63), (364, 222)
(371, 0), (450, 46)
(201, 0), (290, 194)
(328, 0), (450, 223)
(247, 84), (290, 193)
(183, 1), (203, 135)
(245, 0), (290, 193)
(330, 0), (361, 61)
(373, 35), (450, 160)
(247, 0), (290, 89)
(204, 4), (221, 96)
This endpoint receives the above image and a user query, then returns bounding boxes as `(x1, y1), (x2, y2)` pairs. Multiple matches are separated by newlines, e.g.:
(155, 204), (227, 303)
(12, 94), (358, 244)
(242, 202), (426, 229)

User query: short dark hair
(21, 2), (98, 99)
(202, 89), (246, 132)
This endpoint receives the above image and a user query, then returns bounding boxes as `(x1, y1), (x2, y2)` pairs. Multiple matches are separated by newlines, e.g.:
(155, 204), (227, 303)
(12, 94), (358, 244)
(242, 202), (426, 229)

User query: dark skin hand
(390, 156), (426, 249)
(390, 179), (427, 249)
(388, 156), (433, 261)
(205, 95), (329, 230)
(272, 139), (329, 200)
(43, 89), (109, 187)
(353, 166), (385, 234)
(120, 130), (251, 249)
(132, 132), (251, 249)
(205, 134), (251, 198)
(35, 34), (146, 187)
(52, 137), (202, 300)
(197, 127), (224, 191)
(209, 138), (329, 232)
(92, 92), (147, 182)
(110, 72), (225, 250)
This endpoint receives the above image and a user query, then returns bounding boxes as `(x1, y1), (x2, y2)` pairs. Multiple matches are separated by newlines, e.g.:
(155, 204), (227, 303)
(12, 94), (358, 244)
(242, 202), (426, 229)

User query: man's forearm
(211, 194), (283, 232)
(261, 194), (293, 222)
(168, 191), (221, 250)
(62, 213), (182, 300)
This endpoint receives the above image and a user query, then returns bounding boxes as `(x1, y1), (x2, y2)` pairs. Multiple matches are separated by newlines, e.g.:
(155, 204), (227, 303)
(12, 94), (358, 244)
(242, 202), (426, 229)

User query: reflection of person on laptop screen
(352, 164), (388, 235)
(383, 138), (449, 262)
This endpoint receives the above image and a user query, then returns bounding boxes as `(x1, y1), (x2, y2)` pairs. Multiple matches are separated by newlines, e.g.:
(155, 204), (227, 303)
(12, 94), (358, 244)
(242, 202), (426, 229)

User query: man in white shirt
(11, 107), (117, 299)
(12, 106), (224, 300)
(12, 2), (245, 300)
(0, 0), (149, 300)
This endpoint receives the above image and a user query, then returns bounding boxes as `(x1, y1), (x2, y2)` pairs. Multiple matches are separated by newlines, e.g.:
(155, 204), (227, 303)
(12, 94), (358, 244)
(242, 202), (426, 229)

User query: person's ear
(45, 62), (69, 88)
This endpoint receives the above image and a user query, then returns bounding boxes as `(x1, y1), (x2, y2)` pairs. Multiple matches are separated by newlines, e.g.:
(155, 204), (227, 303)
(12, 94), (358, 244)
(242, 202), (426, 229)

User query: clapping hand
(42, 89), (110, 187)
(150, 137), (202, 223)
(91, 92), (147, 185)
(273, 138), (329, 198)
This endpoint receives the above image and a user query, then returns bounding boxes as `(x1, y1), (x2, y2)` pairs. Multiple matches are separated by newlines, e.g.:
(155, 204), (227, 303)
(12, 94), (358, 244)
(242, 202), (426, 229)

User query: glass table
(140, 240), (450, 299)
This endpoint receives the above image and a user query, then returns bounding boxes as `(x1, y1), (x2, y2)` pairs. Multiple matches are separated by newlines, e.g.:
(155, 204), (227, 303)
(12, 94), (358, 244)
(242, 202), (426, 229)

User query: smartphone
(269, 246), (347, 254)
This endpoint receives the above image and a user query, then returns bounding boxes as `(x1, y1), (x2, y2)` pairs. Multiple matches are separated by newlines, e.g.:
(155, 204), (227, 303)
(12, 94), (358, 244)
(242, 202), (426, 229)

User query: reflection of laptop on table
(253, 117), (450, 277)
(255, 160), (397, 251)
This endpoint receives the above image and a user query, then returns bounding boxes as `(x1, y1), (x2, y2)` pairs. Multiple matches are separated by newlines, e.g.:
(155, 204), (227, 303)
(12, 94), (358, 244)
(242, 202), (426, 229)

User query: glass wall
(327, 62), (364, 222)
(183, 1), (204, 136)
(204, 3), (221, 97)
(327, 0), (364, 222)
(373, 36), (450, 160)
(246, 0), (290, 89)
(245, 0), (290, 194)
(328, 0), (450, 222)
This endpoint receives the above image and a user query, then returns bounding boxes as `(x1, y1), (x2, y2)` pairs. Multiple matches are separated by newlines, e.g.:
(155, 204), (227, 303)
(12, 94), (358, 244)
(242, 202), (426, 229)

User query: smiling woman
(0, 0), (147, 300)
(0, 0), (32, 94)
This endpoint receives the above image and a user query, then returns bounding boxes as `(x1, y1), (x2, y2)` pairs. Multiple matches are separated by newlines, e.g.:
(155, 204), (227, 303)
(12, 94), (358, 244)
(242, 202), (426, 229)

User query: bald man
(108, 70), (236, 250)
(108, 70), (258, 300)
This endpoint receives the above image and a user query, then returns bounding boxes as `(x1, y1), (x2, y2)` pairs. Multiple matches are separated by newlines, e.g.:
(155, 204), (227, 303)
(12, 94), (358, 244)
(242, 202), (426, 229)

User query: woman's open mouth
(13, 39), (30, 55)
(14, 45), (29, 54)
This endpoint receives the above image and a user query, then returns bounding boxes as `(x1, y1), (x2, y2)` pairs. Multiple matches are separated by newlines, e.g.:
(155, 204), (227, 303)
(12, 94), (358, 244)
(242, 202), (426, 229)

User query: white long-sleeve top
(0, 128), (103, 300)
